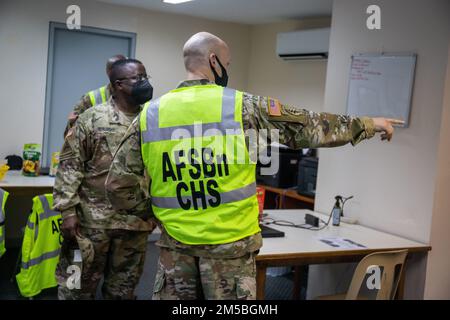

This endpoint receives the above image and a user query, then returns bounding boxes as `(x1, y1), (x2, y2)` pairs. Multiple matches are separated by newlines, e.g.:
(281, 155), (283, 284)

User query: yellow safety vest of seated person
(16, 194), (62, 297)
(0, 188), (9, 257)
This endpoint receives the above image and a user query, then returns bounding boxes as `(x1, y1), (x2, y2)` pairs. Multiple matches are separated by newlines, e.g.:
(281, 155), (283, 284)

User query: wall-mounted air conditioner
(276, 27), (330, 60)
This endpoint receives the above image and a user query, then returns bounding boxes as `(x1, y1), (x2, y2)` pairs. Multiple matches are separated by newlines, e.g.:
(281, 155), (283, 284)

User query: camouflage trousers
(57, 227), (148, 300)
(153, 247), (257, 300)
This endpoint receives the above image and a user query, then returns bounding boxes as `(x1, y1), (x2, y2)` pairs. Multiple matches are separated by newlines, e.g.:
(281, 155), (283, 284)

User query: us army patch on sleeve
(268, 98), (282, 116)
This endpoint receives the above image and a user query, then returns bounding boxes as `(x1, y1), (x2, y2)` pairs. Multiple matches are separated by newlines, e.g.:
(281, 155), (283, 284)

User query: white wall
(308, 0), (450, 299)
(0, 0), (251, 159)
(0, 0), (330, 160)
(425, 44), (450, 300)
(247, 18), (330, 111)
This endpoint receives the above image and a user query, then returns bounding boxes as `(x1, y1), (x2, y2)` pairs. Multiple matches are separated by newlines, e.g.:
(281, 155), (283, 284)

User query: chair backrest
(346, 250), (408, 300)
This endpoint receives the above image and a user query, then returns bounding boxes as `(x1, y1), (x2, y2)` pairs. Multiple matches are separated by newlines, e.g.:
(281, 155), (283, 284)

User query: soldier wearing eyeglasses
(53, 58), (155, 300)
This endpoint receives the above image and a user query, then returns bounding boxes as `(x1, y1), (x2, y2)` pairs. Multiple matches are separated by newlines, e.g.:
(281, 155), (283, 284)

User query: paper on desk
(319, 237), (366, 249)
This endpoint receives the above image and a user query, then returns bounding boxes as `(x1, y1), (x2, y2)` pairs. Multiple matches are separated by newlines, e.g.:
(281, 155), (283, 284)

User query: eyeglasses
(116, 74), (151, 82)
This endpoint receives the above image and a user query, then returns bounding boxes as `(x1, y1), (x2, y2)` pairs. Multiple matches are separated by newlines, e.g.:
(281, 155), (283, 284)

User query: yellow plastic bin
(0, 164), (9, 181)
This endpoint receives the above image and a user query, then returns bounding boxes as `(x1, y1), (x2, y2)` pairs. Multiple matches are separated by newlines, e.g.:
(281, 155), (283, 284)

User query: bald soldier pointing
(105, 32), (403, 300)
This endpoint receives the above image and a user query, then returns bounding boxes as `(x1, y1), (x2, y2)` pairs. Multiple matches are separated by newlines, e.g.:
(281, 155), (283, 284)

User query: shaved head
(183, 32), (230, 74)
(106, 54), (127, 77)
(109, 58), (144, 84)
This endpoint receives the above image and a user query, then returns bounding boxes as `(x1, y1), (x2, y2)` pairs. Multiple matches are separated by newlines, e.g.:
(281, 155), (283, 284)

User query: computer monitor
(256, 145), (302, 188)
(296, 156), (318, 197)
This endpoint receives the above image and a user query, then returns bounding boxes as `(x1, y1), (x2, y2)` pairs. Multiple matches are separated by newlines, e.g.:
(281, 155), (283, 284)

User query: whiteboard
(346, 53), (416, 127)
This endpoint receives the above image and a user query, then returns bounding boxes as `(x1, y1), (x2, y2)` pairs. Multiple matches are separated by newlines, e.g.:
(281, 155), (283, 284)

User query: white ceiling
(98, 0), (333, 25)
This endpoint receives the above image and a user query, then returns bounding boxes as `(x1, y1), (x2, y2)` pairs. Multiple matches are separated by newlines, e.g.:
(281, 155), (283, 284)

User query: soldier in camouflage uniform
(105, 32), (403, 300)
(54, 58), (155, 300)
(64, 54), (127, 136)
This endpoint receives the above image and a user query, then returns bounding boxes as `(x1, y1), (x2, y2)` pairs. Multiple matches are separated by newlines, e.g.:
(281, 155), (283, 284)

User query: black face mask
(210, 56), (228, 87)
(131, 79), (153, 105)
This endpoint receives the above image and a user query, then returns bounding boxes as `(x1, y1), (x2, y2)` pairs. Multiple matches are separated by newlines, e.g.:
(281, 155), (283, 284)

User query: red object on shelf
(256, 186), (266, 222)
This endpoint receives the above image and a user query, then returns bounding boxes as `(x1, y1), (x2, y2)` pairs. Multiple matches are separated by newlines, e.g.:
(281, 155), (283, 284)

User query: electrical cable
(261, 207), (333, 231)
(262, 195), (354, 231)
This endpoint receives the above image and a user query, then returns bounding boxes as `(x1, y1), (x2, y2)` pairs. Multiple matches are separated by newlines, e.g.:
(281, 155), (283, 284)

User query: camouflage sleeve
(53, 120), (90, 218)
(242, 93), (376, 149)
(73, 94), (93, 115)
(105, 118), (153, 217)
(63, 94), (93, 137)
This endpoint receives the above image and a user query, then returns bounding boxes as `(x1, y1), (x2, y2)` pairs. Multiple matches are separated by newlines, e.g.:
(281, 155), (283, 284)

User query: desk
(256, 210), (431, 300)
(0, 170), (55, 247)
(258, 185), (314, 210)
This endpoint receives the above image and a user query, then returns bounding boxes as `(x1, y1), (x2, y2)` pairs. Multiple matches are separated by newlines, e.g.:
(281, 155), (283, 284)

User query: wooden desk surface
(255, 210), (430, 300)
(257, 210), (431, 263)
(0, 170), (54, 195)
(0, 170), (55, 188)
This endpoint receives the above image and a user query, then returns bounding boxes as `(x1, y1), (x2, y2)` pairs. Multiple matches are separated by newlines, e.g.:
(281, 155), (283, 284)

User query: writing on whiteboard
(347, 54), (416, 127)
(351, 58), (382, 81)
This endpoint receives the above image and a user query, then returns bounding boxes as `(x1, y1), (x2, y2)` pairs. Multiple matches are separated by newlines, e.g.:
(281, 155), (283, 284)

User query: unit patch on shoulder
(268, 98), (282, 116)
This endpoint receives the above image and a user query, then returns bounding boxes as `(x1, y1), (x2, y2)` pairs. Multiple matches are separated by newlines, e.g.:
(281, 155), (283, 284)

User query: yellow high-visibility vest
(0, 188), (9, 258)
(87, 85), (109, 106)
(140, 84), (260, 245)
(16, 194), (63, 297)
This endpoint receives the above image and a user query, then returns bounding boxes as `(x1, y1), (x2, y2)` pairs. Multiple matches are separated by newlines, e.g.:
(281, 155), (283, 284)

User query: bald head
(183, 32), (230, 75)
(106, 54), (127, 77)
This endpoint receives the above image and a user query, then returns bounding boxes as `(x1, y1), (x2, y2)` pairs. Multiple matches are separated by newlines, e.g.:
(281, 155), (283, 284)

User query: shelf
(258, 184), (315, 210)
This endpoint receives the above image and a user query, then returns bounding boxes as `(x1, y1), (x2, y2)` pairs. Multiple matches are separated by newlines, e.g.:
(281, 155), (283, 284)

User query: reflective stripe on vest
(152, 181), (257, 209)
(140, 85), (260, 245)
(21, 248), (60, 270)
(39, 195), (61, 220)
(26, 218), (38, 242)
(88, 86), (108, 106)
(0, 189), (8, 257)
(0, 189), (6, 225)
(16, 194), (62, 297)
(142, 87), (241, 143)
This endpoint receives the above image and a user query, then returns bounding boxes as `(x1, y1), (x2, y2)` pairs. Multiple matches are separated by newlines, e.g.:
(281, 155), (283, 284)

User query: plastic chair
(317, 250), (408, 300)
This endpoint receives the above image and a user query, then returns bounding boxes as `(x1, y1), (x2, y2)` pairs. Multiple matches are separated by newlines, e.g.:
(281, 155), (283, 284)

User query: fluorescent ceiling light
(163, 0), (195, 4)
